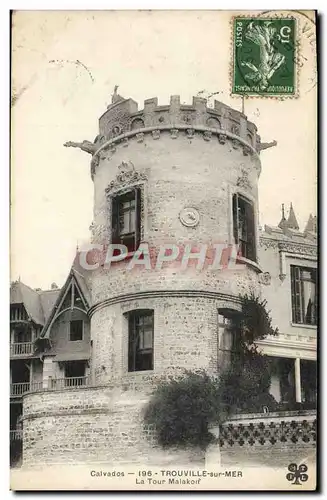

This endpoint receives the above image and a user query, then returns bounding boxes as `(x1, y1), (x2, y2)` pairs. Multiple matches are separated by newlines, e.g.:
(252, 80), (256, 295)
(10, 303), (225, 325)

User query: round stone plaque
(179, 207), (200, 227)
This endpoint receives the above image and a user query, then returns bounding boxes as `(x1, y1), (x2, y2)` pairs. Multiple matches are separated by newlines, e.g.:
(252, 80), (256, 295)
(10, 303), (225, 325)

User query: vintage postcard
(10, 10), (317, 491)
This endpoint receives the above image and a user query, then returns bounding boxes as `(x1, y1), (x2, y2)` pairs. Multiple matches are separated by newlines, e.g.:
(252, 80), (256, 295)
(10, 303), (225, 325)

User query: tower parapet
(88, 95), (275, 179)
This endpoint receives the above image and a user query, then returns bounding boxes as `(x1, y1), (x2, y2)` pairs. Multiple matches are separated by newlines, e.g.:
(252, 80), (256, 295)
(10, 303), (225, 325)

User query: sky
(11, 10), (317, 289)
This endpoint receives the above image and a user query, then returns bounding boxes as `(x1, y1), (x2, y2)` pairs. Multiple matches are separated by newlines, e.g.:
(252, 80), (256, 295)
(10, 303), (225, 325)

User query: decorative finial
(278, 203), (287, 229)
(111, 85), (125, 105)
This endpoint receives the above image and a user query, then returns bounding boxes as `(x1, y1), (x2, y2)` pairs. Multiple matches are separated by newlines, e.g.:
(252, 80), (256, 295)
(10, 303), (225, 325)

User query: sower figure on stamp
(241, 22), (285, 90)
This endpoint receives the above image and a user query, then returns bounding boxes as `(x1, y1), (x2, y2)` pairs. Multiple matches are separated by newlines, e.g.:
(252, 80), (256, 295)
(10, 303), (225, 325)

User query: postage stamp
(232, 17), (296, 96)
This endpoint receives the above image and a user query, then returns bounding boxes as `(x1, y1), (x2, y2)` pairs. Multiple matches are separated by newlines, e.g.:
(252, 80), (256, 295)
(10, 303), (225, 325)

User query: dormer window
(232, 193), (256, 262)
(111, 188), (141, 253)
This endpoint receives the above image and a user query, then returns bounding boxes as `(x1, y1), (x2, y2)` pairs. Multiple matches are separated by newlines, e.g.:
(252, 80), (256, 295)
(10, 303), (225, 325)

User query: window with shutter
(127, 310), (154, 372)
(232, 193), (256, 262)
(111, 188), (142, 252)
(290, 265), (317, 325)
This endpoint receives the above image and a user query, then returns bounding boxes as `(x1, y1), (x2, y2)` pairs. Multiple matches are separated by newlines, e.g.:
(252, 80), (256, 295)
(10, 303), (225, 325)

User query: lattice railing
(219, 418), (316, 447)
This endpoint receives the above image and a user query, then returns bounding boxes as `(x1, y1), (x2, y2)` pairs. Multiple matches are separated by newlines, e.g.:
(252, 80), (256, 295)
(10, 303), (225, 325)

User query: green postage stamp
(232, 17), (296, 96)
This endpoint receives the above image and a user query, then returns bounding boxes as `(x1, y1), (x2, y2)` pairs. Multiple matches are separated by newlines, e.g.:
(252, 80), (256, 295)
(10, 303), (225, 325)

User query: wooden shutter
(134, 187), (142, 250)
(111, 196), (119, 244)
(232, 194), (239, 244)
(291, 266), (302, 323)
(128, 314), (136, 372)
(245, 200), (256, 261)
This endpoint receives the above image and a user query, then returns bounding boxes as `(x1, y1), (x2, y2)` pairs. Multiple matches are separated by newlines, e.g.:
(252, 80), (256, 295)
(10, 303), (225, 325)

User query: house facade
(10, 93), (317, 467)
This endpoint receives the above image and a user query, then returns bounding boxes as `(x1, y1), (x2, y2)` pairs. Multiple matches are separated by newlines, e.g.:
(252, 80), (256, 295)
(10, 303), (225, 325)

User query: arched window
(131, 118), (145, 130)
(126, 309), (154, 372)
(206, 117), (221, 129)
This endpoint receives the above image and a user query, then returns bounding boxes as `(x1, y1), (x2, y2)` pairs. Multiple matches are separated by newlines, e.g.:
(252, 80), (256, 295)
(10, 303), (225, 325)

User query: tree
(144, 370), (224, 450)
(220, 293), (279, 414)
(143, 293), (279, 450)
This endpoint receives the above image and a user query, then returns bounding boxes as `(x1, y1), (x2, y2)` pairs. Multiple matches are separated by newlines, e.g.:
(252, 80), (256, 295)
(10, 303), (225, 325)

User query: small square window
(69, 320), (83, 341)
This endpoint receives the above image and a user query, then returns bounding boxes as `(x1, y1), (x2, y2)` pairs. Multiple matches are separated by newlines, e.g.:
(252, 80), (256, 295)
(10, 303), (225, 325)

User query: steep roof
(10, 281), (46, 325)
(305, 214), (317, 233)
(286, 203), (299, 230)
(39, 289), (61, 322)
(10, 253), (91, 329)
(39, 265), (91, 340)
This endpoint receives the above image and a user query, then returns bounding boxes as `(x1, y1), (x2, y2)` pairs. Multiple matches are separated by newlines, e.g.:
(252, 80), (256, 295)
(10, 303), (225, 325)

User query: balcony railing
(10, 429), (23, 441)
(10, 382), (43, 397)
(49, 376), (89, 390)
(10, 342), (33, 357)
(10, 377), (89, 397)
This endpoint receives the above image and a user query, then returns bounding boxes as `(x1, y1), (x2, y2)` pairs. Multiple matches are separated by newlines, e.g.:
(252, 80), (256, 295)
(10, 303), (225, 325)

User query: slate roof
(10, 281), (49, 325)
(10, 252), (91, 328)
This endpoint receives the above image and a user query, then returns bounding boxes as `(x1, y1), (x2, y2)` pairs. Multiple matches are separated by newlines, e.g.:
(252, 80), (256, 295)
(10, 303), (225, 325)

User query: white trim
(291, 322), (317, 330)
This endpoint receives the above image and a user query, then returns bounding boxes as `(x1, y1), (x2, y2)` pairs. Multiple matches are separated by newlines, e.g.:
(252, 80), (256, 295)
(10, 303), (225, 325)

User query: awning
(54, 352), (90, 362)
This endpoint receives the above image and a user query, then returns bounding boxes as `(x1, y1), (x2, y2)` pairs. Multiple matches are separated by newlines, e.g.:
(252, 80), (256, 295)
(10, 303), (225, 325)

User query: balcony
(10, 342), (34, 358)
(10, 382), (43, 398)
(10, 377), (89, 398)
(49, 376), (89, 390)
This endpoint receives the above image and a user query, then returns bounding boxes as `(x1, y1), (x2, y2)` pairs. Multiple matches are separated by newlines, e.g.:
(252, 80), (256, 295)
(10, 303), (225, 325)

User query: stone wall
(218, 411), (316, 468)
(22, 386), (204, 467)
(91, 295), (243, 385)
(22, 386), (316, 469)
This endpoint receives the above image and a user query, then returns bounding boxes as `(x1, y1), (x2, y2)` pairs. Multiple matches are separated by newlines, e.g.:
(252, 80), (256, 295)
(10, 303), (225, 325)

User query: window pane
(291, 266), (317, 325)
(128, 311), (154, 372)
(119, 206), (136, 234)
(141, 327), (153, 349)
(70, 320), (83, 341)
(232, 194), (255, 261)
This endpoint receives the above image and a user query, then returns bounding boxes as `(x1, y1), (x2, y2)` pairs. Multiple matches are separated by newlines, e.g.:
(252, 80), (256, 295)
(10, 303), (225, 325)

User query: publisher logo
(286, 463), (308, 485)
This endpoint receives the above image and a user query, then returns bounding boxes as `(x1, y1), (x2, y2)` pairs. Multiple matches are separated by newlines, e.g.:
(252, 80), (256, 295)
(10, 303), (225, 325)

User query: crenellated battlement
(98, 95), (258, 149)
(64, 93), (276, 179)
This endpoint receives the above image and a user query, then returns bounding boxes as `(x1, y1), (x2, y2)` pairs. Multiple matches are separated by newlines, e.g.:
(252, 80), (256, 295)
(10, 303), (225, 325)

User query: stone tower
(23, 93), (274, 466)
(88, 94), (264, 390)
